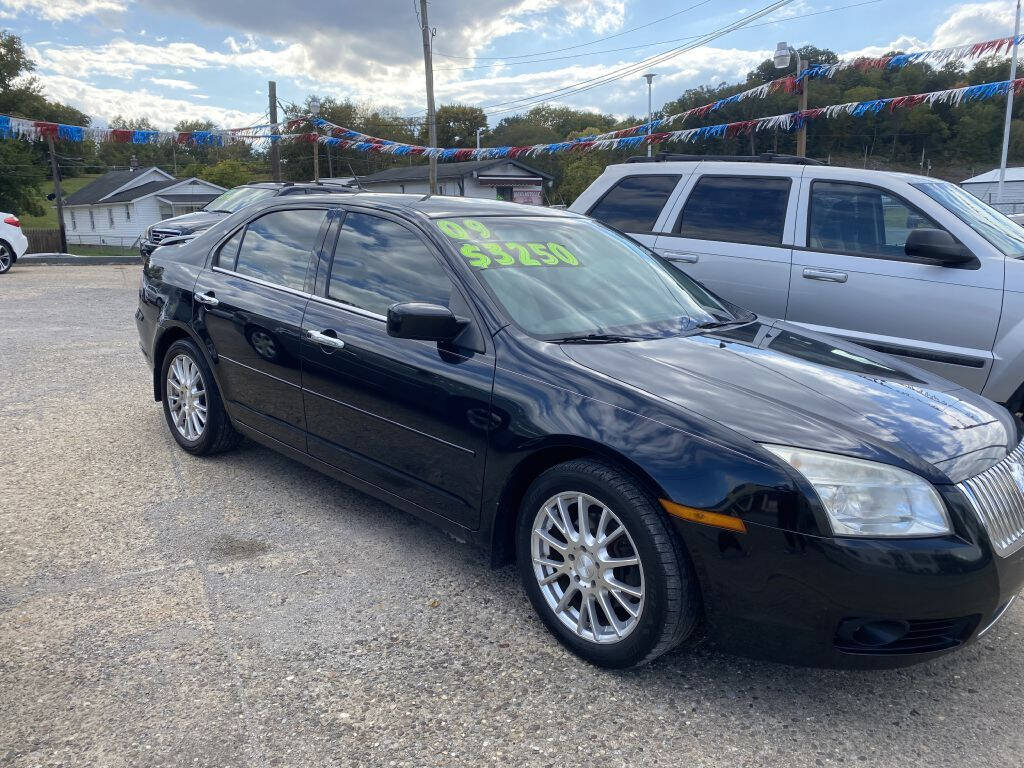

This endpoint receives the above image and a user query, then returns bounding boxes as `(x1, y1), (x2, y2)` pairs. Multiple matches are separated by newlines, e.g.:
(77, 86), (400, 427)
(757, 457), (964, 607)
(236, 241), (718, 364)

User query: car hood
(561, 320), (1016, 484)
(149, 210), (226, 235)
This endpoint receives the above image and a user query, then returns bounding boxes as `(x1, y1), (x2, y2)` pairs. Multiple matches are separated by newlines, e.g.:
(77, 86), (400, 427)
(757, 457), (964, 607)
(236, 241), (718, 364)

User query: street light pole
(642, 73), (657, 158)
(419, 0), (438, 195)
(309, 96), (321, 182)
(476, 126), (486, 154)
(998, 0), (1022, 204)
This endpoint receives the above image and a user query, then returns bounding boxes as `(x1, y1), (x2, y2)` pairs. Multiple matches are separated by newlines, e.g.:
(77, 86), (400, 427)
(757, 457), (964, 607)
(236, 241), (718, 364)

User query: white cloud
(932, 1), (1015, 48)
(35, 73), (262, 128)
(0, 0), (125, 21)
(149, 77), (198, 90)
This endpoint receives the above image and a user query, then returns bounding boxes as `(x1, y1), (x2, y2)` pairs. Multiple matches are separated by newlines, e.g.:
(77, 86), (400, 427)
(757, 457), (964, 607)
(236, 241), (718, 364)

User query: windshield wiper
(692, 317), (754, 331)
(548, 333), (640, 344)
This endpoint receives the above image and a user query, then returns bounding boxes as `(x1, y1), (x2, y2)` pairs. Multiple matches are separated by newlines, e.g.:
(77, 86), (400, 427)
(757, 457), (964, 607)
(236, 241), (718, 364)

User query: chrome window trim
(307, 292), (387, 322)
(211, 265), (311, 299)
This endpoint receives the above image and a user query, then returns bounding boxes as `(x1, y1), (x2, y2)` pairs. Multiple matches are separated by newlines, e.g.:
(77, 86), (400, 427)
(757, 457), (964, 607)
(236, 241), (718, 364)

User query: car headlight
(762, 445), (951, 537)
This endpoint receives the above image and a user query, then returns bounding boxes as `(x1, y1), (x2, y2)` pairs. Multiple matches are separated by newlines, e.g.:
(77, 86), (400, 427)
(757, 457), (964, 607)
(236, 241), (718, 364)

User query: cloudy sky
(0, 0), (1018, 131)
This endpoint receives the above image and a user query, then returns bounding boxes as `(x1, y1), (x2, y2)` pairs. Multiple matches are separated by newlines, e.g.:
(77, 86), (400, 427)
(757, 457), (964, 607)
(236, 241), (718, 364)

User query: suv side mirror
(387, 302), (468, 342)
(904, 228), (973, 266)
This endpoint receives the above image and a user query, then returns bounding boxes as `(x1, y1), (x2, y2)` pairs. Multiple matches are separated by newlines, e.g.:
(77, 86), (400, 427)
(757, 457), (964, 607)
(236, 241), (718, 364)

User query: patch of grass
(68, 243), (139, 258)
(19, 175), (103, 231)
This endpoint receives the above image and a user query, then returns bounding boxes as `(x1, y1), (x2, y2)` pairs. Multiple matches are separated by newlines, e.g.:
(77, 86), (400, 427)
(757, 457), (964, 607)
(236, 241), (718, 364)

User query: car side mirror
(386, 302), (468, 343)
(904, 228), (973, 266)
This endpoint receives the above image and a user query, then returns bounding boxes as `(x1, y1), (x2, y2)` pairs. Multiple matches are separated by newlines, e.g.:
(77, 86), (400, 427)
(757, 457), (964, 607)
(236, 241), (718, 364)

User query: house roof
(103, 179), (183, 203)
(64, 167), (174, 205)
(156, 192), (221, 203)
(962, 168), (1024, 184)
(358, 159), (552, 185)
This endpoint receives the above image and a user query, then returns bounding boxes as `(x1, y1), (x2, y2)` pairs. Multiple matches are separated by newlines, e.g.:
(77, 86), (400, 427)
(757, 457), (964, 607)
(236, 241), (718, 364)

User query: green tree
(0, 141), (45, 215)
(423, 103), (488, 148)
(189, 158), (252, 188)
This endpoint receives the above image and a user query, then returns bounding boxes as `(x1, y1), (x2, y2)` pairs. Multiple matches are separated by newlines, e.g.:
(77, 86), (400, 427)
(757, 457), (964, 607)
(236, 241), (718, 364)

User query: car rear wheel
(516, 458), (700, 668)
(0, 242), (13, 274)
(161, 338), (240, 455)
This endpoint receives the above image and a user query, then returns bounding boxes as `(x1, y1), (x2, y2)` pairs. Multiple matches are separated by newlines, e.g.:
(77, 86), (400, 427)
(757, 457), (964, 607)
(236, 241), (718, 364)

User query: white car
(0, 212), (28, 274)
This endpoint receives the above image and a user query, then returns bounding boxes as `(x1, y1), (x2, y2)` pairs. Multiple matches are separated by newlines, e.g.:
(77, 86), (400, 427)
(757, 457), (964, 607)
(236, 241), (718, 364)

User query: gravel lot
(2, 264), (1023, 768)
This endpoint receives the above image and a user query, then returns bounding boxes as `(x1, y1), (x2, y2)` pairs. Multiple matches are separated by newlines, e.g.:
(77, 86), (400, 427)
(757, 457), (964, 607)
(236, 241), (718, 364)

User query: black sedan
(135, 193), (1024, 669)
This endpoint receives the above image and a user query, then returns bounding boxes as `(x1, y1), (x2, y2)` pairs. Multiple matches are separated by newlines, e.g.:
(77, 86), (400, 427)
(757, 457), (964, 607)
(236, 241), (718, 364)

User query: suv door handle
(194, 291), (219, 306)
(307, 329), (346, 350)
(663, 251), (699, 263)
(802, 268), (848, 283)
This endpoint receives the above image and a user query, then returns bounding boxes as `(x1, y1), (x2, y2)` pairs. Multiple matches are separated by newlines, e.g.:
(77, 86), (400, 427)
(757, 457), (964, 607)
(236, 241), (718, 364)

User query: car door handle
(306, 329), (346, 350)
(194, 291), (219, 306)
(662, 251), (699, 263)
(802, 268), (848, 283)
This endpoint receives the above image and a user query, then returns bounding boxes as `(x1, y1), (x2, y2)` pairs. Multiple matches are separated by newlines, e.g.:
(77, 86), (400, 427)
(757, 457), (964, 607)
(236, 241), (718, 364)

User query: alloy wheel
(531, 492), (645, 644)
(166, 353), (208, 441)
(0, 245), (12, 272)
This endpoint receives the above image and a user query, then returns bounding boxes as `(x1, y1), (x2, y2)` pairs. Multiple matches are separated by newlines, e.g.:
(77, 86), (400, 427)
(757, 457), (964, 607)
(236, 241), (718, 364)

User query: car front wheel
(516, 458), (700, 668)
(160, 338), (240, 455)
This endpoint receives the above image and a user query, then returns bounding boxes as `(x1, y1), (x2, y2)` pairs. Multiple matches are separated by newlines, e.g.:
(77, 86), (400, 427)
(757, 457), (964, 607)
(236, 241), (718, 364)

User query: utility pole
(269, 80), (281, 182)
(998, 0), (1021, 204)
(46, 134), (67, 253)
(310, 96), (321, 182)
(796, 56), (808, 157)
(642, 73), (657, 158)
(419, 0), (438, 195)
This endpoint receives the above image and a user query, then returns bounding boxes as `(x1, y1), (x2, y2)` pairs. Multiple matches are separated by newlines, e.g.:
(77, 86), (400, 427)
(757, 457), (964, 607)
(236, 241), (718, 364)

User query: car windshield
(204, 186), (277, 213)
(432, 215), (747, 340)
(912, 180), (1024, 258)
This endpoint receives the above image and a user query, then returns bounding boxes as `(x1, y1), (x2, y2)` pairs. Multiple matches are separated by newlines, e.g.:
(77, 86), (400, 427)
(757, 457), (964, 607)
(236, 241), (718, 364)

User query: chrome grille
(957, 440), (1024, 557)
(149, 228), (181, 244)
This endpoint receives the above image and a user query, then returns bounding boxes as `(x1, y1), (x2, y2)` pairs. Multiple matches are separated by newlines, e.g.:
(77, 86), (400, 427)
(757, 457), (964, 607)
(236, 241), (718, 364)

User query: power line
(433, 0), (713, 61)
(477, 0), (798, 118)
(433, 0), (882, 72)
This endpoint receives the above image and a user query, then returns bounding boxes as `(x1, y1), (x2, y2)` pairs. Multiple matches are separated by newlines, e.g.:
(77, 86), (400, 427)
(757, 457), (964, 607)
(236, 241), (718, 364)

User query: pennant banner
(800, 34), (1024, 81)
(292, 77), (1024, 160)
(0, 113), (279, 146)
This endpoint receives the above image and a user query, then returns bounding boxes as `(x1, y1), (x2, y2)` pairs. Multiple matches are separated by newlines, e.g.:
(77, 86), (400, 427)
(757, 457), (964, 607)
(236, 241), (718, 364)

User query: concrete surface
(1, 264), (1023, 768)
(18, 253), (141, 266)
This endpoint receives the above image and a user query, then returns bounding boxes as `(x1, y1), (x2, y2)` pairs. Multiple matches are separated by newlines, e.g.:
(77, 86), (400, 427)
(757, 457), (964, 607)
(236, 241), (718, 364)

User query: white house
(961, 168), (1024, 213)
(356, 159), (552, 204)
(61, 167), (225, 246)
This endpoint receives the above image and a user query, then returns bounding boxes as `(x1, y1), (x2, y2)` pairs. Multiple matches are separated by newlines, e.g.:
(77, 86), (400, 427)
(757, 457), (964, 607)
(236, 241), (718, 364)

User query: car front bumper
(672, 489), (1024, 669)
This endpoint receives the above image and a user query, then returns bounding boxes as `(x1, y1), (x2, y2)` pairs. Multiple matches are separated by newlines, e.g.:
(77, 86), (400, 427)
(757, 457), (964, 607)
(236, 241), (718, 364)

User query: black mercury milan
(136, 193), (1024, 668)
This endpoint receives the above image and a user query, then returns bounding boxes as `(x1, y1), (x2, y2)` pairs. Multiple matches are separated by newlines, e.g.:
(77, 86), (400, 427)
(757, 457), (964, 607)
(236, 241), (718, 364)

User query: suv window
(587, 174), (680, 233)
(676, 176), (790, 246)
(328, 212), (451, 315)
(809, 181), (941, 258)
(232, 208), (325, 291)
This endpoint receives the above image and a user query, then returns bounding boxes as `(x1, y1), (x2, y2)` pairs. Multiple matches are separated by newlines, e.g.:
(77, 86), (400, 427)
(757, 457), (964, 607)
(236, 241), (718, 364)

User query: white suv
(570, 155), (1024, 409)
(0, 212), (29, 274)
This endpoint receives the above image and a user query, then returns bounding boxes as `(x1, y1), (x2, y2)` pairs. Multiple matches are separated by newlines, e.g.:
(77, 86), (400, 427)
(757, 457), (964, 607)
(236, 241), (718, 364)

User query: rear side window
(676, 176), (791, 246)
(328, 212), (451, 315)
(232, 208), (326, 291)
(587, 174), (680, 233)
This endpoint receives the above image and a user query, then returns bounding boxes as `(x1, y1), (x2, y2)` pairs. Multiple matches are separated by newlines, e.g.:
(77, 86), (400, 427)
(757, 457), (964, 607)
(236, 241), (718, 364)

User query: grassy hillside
(19, 175), (102, 230)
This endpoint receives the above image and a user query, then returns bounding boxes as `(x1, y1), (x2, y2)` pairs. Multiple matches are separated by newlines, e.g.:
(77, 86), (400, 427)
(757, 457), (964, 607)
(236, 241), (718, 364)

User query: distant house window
(70, 210), (77, 231)
(125, 205), (131, 222)
(108, 208), (115, 227)
(88, 209), (95, 230)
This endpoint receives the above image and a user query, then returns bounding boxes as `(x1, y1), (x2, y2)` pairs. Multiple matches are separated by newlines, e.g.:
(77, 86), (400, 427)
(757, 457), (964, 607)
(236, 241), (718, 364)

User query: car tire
(516, 458), (700, 668)
(0, 241), (13, 274)
(160, 338), (240, 455)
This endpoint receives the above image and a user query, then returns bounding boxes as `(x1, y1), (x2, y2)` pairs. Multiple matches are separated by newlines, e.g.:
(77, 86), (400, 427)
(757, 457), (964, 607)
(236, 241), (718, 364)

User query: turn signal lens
(660, 499), (747, 533)
(3, 216), (20, 227)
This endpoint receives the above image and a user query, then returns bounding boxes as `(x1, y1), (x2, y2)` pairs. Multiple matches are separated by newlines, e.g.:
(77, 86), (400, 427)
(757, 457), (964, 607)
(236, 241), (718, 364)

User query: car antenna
(346, 162), (366, 191)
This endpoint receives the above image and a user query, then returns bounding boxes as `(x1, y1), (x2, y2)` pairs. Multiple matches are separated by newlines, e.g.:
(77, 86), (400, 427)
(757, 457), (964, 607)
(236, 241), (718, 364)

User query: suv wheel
(160, 338), (240, 455)
(516, 459), (700, 668)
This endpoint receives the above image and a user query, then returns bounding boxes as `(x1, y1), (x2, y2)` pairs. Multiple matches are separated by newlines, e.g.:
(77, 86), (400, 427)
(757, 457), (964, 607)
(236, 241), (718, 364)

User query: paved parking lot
(2, 264), (1023, 768)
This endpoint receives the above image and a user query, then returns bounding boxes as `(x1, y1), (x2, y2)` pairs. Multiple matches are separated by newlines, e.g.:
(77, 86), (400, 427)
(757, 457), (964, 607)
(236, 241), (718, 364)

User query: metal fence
(24, 229), (141, 257)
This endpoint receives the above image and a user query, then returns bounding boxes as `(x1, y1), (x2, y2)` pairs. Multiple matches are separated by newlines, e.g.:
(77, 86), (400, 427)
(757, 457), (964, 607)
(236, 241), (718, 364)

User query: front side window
(587, 174), (680, 233)
(433, 215), (743, 339)
(232, 208), (325, 291)
(676, 176), (790, 246)
(809, 181), (940, 258)
(913, 180), (1024, 259)
(328, 212), (451, 315)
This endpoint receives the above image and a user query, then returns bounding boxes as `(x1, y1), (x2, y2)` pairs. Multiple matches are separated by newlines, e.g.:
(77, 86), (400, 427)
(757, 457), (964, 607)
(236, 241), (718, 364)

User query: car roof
(243, 181), (354, 191)
(601, 160), (940, 185)
(269, 191), (582, 220)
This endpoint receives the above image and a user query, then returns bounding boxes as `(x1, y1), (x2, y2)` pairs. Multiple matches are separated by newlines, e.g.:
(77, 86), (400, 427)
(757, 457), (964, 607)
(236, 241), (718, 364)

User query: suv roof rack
(625, 152), (826, 166)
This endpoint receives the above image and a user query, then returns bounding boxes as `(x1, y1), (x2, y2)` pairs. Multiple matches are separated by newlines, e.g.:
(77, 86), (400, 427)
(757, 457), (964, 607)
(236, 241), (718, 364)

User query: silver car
(571, 158), (1024, 411)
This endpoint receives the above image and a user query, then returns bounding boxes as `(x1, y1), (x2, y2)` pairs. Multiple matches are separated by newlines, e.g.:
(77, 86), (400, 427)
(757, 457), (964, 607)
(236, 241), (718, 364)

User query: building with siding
(61, 167), (225, 246)
(961, 168), (1024, 214)
(355, 160), (552, 204)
